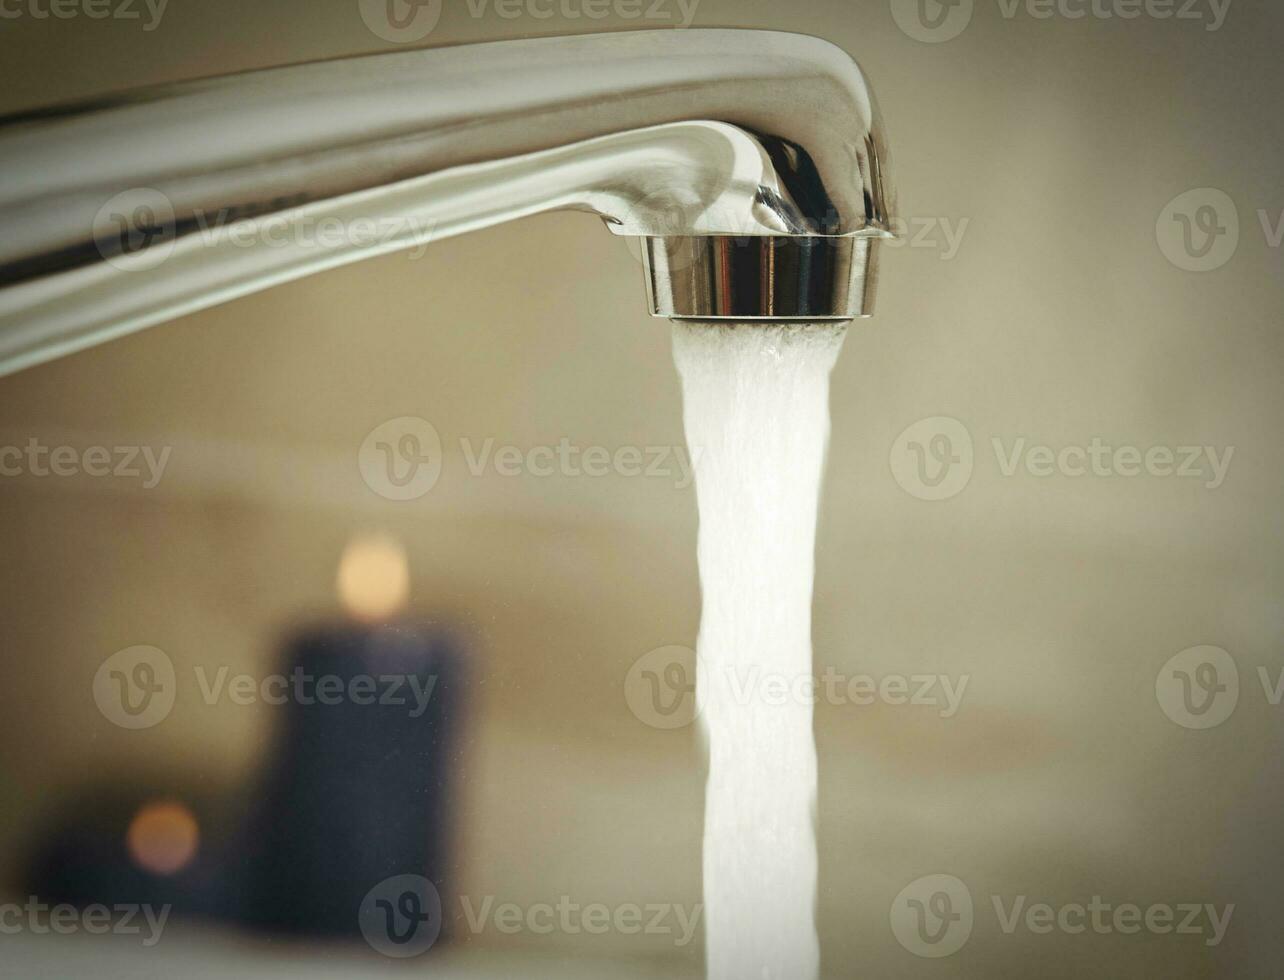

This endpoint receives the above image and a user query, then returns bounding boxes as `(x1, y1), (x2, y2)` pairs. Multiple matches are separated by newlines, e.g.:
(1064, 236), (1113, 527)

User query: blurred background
(0, 1), (1281, 977)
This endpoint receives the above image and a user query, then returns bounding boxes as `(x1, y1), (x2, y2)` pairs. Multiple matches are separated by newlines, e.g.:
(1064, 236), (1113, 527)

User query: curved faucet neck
(0, 29), (896, 376)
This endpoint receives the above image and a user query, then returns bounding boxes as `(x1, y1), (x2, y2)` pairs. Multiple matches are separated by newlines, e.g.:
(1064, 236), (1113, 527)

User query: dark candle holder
(235, 621), (467, 943)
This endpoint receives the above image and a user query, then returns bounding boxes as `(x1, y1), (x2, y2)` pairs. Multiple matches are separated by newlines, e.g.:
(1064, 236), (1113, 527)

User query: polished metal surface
(644, 236), (879, 320)
(0, 29), (896, 376)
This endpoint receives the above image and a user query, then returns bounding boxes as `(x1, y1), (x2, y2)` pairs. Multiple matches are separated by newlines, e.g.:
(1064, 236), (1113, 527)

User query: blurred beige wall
(0, 1), (1282, 976)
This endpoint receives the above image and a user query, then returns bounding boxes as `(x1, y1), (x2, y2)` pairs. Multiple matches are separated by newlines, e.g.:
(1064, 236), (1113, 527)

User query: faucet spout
(0, 29), (896, 377)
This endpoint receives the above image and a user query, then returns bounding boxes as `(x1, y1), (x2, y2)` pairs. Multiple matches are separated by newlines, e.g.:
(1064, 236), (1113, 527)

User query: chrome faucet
(0, 29), (896, 377)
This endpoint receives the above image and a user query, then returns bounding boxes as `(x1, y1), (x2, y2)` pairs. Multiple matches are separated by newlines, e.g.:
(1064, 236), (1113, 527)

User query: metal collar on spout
(642, 236), (880, 321)
(0, 29), (896, 376)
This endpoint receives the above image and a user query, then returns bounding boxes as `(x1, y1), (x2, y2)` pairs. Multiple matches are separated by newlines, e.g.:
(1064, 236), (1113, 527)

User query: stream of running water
(672, 322), (845, 980)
